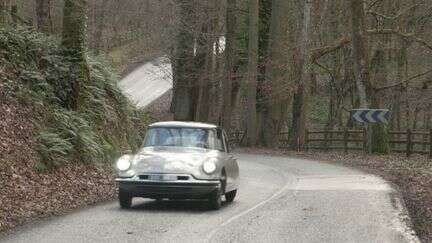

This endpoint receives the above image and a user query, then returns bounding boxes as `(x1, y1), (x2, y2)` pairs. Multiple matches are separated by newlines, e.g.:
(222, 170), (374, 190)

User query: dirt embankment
(0, 97), (116, 233)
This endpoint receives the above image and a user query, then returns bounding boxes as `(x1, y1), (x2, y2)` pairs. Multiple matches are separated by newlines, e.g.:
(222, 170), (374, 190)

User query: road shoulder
(236, 148), (428, 242)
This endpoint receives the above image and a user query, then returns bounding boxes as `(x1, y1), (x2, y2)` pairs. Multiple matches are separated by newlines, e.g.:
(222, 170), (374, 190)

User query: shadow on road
(124, 199), (232, 213)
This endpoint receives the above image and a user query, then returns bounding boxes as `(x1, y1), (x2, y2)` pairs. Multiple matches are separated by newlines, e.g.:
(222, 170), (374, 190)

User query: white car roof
(149, 121), (219, 129)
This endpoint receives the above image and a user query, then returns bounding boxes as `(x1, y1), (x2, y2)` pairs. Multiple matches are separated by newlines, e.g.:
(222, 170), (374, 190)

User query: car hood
(131, 146), (220, 176)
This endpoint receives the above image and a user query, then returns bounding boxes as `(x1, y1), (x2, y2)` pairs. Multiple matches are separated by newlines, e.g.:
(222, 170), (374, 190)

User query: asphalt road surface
(118, 57), (172, 108)
(1, 154), (418, 243)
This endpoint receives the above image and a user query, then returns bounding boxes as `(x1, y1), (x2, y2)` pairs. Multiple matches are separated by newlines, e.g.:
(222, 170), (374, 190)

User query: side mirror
(123, 149), (133, 154)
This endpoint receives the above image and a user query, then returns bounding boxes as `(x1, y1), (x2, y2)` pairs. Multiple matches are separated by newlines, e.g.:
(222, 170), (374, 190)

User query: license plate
(149, 174), (176, 181)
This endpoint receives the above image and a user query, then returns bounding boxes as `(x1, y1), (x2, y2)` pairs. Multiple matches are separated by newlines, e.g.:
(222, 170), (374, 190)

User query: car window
(143, 127), (222, 150)
(209, 129), (223, 151)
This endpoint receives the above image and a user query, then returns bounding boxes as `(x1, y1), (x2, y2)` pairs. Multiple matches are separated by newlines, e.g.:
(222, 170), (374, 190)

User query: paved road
(119, 57), (172, 108)
(1, 154), (418, 243)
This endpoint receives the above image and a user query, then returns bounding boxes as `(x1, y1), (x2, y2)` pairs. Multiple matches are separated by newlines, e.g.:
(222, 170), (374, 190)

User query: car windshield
(143, 127), (224, 151)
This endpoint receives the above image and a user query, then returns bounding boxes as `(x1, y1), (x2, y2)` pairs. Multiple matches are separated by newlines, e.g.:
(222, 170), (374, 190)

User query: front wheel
(225, 190), (237, 203)
(208, 189), (222, 210)
(119, 190), (132, 209)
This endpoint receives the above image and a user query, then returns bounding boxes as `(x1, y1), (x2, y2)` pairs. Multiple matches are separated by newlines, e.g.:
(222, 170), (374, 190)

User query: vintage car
(115, 121), (239, 210)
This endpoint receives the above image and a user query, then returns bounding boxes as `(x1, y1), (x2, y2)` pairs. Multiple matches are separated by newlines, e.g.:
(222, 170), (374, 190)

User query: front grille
(137, 174), (191, 181)
(177, 176), (190, 181)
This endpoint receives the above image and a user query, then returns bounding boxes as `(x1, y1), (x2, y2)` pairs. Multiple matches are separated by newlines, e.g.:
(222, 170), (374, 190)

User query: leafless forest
(2, 1), (432, 241)
(3, 0), (432, 151)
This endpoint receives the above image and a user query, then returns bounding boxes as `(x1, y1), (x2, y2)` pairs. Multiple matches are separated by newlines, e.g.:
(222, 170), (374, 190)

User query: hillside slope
(0, 27), (150, 232)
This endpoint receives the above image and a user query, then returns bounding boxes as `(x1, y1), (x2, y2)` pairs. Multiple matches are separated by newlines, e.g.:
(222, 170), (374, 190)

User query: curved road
(118, 57), (172, 108)
(1, 61), (418, 242)
(1, 154), (417, 243)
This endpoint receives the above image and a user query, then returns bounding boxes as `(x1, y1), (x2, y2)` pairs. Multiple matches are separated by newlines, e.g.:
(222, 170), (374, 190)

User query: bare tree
(62, 0), (89, 110)
(92, 0), (106, 54)
(221, 0), (237, 133)
(349, 0), (370, 108)
(245, 0), (259, 146)
(0, 0), (11, 25)
(290, 0), (313, 150)
(172, 0), (196, 121)
(261, 0), (290, 147)
(35, 0), (52, 33)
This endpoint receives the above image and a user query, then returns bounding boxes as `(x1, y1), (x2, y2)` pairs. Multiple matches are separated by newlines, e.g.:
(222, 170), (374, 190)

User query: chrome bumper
(116, 174), (221, 199)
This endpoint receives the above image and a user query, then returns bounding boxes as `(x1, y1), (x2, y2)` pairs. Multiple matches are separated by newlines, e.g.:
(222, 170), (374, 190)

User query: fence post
(324, 129), (329, 151)
(305, 129), (309, 152)
(363, 127), (368, 153)
(429, 129), (432, 159)
(344, 128), (349, 153)
(407, 129), (412, 157)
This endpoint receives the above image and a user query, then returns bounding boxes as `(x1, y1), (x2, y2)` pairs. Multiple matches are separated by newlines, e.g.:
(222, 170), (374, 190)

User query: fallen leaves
(0, 97), (116, 234)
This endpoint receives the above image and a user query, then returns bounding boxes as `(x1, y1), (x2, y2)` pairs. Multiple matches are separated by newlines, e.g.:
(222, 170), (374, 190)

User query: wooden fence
(229, 129), (432, 157)
(305, 129), (432, 157)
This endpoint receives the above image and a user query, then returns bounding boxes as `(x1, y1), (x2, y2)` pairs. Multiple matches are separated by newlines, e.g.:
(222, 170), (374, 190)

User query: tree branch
(367, 29), (432, 51)
(366, 3), (422, 20)
(310, 36), (351, 62)
(376, 69), (432, 90)
(311, 29), (432, 65)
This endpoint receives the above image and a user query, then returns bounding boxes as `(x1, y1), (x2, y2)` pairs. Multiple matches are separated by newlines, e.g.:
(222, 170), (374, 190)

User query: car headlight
(116, 155), (132, 171)
(203, 160), (217, 174)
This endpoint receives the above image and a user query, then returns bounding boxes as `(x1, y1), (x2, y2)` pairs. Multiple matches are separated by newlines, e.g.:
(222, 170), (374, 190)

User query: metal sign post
(351, 109), (391, 154)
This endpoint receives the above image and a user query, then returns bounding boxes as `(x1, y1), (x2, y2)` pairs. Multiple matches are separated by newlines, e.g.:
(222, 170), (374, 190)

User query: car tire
(225, 190), (237, 203)
(119, 190), (132, 209)
(208, 188), (222, 210)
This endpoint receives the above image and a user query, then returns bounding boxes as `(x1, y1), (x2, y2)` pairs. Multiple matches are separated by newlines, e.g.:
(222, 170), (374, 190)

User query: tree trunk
(62, 0), (87, 54)
(261, 0), (290, 147)
(349, 0), (371, 108)
(93, 0), (106, 54)
(309, 0), (321, 95)
(256, 0), (272, 146)
(245, 0), (259, 146)
(62, 0), (89, 110)
(10, 3), (16, 27)
(350, 0), (392, 154)
(0, 0), (10, 25)
(172, 0), (196, 121)
(195, 11), (212, 122)
(290, 0), (312, 150)
(36, 0), (52, 33)
(221, 0), (237, 133)
(370, 49), (389, 154)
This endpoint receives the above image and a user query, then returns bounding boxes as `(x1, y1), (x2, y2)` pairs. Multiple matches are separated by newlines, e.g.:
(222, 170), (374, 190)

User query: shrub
(1, 27), (151, 171)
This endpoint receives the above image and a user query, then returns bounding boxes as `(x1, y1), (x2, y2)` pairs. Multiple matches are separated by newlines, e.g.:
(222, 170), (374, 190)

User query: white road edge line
(205, 171), (297, 242)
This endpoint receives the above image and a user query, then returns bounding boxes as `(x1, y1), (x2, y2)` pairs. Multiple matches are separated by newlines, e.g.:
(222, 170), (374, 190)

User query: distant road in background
(119, 57), (173, 108)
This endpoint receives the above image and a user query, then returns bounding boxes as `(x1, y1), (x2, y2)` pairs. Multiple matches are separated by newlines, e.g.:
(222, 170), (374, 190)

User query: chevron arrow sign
(351, 109), (391, 124)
